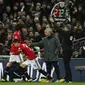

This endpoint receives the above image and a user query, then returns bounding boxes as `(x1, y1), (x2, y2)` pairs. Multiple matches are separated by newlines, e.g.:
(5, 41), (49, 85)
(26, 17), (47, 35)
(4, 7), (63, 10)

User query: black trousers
(63, 50), (72, 82)
(45, 61), (60, 80)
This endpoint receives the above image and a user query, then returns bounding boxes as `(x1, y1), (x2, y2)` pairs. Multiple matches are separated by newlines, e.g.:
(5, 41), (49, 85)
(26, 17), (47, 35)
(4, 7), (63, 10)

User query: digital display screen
(51, 2), (67, 22)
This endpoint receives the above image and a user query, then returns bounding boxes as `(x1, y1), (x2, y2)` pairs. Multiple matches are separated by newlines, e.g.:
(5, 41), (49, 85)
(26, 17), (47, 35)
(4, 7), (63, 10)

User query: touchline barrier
(0, 55), (85, 82)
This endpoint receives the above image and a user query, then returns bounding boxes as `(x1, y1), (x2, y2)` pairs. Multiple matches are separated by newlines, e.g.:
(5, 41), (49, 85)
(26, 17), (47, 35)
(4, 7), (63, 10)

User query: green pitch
(0, 82), (85, 85)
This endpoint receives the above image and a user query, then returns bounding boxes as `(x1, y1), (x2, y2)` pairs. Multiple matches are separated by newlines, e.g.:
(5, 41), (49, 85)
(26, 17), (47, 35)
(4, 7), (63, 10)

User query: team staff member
(58, 24), (72, 83)
(31, 28), (62, 81)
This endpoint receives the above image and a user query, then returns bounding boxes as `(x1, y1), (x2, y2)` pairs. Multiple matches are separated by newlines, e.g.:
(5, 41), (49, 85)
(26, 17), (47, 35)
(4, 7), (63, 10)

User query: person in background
(12, 23), (23, 41)
(0, 0), (4, 21)
(58, 23), (73, 83)
(29, 31), (35, 42)
(34, 31), (42, 42)
(0, 21), (7, 54)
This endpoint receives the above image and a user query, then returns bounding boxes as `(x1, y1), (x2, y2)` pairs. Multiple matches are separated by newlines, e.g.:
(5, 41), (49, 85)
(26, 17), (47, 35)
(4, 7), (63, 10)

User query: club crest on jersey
(18, 48), (22, 52)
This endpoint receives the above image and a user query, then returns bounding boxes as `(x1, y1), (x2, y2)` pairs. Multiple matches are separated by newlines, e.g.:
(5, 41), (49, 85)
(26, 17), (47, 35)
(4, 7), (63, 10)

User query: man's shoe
(55, 80), (60, 82)
(1, 78), (7, 82)
(66, 81), (73, 83)
(41, 78), (47, 82)
(47, 78), (54, 82)
(28, 79), (32, 82)
(60, 78), (65, 83)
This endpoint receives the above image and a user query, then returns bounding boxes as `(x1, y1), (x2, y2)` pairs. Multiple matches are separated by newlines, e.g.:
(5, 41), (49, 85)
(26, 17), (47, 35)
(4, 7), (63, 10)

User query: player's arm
(22, 44), (37, 59)
(31, 38), (45, 48)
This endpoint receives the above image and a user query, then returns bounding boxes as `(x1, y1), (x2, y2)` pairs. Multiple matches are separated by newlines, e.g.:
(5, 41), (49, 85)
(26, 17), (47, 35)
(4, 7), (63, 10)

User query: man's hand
(60, 48), (63, 55)
(49, 17), (54, 23)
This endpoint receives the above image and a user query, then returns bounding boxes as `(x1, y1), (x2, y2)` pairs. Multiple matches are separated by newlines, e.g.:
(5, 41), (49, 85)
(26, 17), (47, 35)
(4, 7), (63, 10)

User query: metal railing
(72, 37), (85, 58)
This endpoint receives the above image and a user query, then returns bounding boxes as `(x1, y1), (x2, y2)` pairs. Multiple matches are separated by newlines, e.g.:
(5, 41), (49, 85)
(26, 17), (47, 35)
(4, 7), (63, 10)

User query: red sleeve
(21, 44), (37, 60)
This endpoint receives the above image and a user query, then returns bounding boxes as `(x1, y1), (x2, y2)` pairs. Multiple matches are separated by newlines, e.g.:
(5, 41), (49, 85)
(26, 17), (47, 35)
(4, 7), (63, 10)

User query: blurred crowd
(0, 0), (85, 57)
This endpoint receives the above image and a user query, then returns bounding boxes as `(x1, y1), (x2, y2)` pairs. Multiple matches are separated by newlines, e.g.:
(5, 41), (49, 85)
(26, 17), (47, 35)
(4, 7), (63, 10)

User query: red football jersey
(12, 31), (22, 41)
(19, 44), (37, 60)
(10, 43), (37, 60)
(10, 44), (21, 55)
(12, 31), (30, 45)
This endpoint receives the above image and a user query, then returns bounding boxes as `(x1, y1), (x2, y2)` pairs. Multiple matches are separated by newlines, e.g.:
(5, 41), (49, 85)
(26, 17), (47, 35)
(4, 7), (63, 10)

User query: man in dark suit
(58, 24), (72, 83)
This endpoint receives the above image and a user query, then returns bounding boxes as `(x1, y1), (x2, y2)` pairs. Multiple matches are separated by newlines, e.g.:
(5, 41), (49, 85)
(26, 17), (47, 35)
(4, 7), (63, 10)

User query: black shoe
(47, 78), (54, 82)
(28, 79), (32, 82)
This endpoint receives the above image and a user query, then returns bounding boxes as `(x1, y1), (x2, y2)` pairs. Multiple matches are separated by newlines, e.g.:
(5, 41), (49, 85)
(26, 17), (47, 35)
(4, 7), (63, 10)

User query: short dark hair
(13, 39), (20, 43)
(15, 23), (25, 31)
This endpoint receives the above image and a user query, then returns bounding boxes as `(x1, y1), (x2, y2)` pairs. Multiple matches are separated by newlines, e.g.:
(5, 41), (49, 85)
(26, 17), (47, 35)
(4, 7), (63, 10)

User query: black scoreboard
(50, 2), (69, 22)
